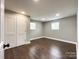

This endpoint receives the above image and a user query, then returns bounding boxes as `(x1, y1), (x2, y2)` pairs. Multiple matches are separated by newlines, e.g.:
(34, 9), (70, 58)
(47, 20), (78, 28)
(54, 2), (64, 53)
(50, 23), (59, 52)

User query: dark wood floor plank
(5, 38), (76, 59)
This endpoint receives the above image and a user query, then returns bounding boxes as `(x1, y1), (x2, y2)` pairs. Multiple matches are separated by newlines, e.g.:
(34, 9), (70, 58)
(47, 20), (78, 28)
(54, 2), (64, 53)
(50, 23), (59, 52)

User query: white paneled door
(5, 13), (17, 49)
(5, 11), (30, 49)
(0, 0), (4, 59)
(16, 14), (27, 46)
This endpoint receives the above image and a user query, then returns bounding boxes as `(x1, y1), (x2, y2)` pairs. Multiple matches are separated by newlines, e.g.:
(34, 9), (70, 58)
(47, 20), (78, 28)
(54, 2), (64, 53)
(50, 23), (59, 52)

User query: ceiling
(5, 0), (77, 22)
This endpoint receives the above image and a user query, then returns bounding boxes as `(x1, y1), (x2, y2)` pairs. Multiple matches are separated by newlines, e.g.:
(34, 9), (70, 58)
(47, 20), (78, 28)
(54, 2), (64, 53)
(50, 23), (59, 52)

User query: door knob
(3, 43), (10, 49)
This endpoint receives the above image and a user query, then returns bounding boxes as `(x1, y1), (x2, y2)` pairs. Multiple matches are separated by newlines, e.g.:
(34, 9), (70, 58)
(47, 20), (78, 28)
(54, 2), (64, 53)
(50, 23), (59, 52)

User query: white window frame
(51, 22), (59, 30)
(30, 22), (36, 30)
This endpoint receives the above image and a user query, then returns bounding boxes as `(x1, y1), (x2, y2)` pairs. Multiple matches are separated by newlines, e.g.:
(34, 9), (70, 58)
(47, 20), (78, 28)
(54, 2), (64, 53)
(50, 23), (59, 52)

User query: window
(30, 22), (36, 30)
(51, 22), (59, 30)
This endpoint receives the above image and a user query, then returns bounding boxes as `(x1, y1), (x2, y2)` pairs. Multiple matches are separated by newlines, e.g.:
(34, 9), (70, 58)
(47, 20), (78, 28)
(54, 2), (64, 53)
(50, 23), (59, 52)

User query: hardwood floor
(5, 38), (76, 59)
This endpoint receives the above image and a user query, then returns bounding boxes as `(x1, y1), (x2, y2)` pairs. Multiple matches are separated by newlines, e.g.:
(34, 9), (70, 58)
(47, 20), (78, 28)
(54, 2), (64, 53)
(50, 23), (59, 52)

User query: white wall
(43, 16), (77, 42)
(30, 20), (43, 40)
(30, 16), (77, 43)
(4, 10), (30, 49)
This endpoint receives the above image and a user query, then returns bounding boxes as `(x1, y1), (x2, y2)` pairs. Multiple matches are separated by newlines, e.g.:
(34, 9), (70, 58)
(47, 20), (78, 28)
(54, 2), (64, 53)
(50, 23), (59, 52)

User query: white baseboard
(5, 41), (31, 50)
(26, 41), (31, 44)
(5, 36), (77, 50)
(30, 36), (44, 40)
(30, 36), (77, 44)
(43, 36), (77, 44)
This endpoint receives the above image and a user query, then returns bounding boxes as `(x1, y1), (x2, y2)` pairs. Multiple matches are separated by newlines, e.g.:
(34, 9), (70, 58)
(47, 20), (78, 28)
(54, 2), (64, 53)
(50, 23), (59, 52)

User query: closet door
(4, 13), (17, 49)
(16, 14), (27, 46)
(4, 12), (30, 49)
